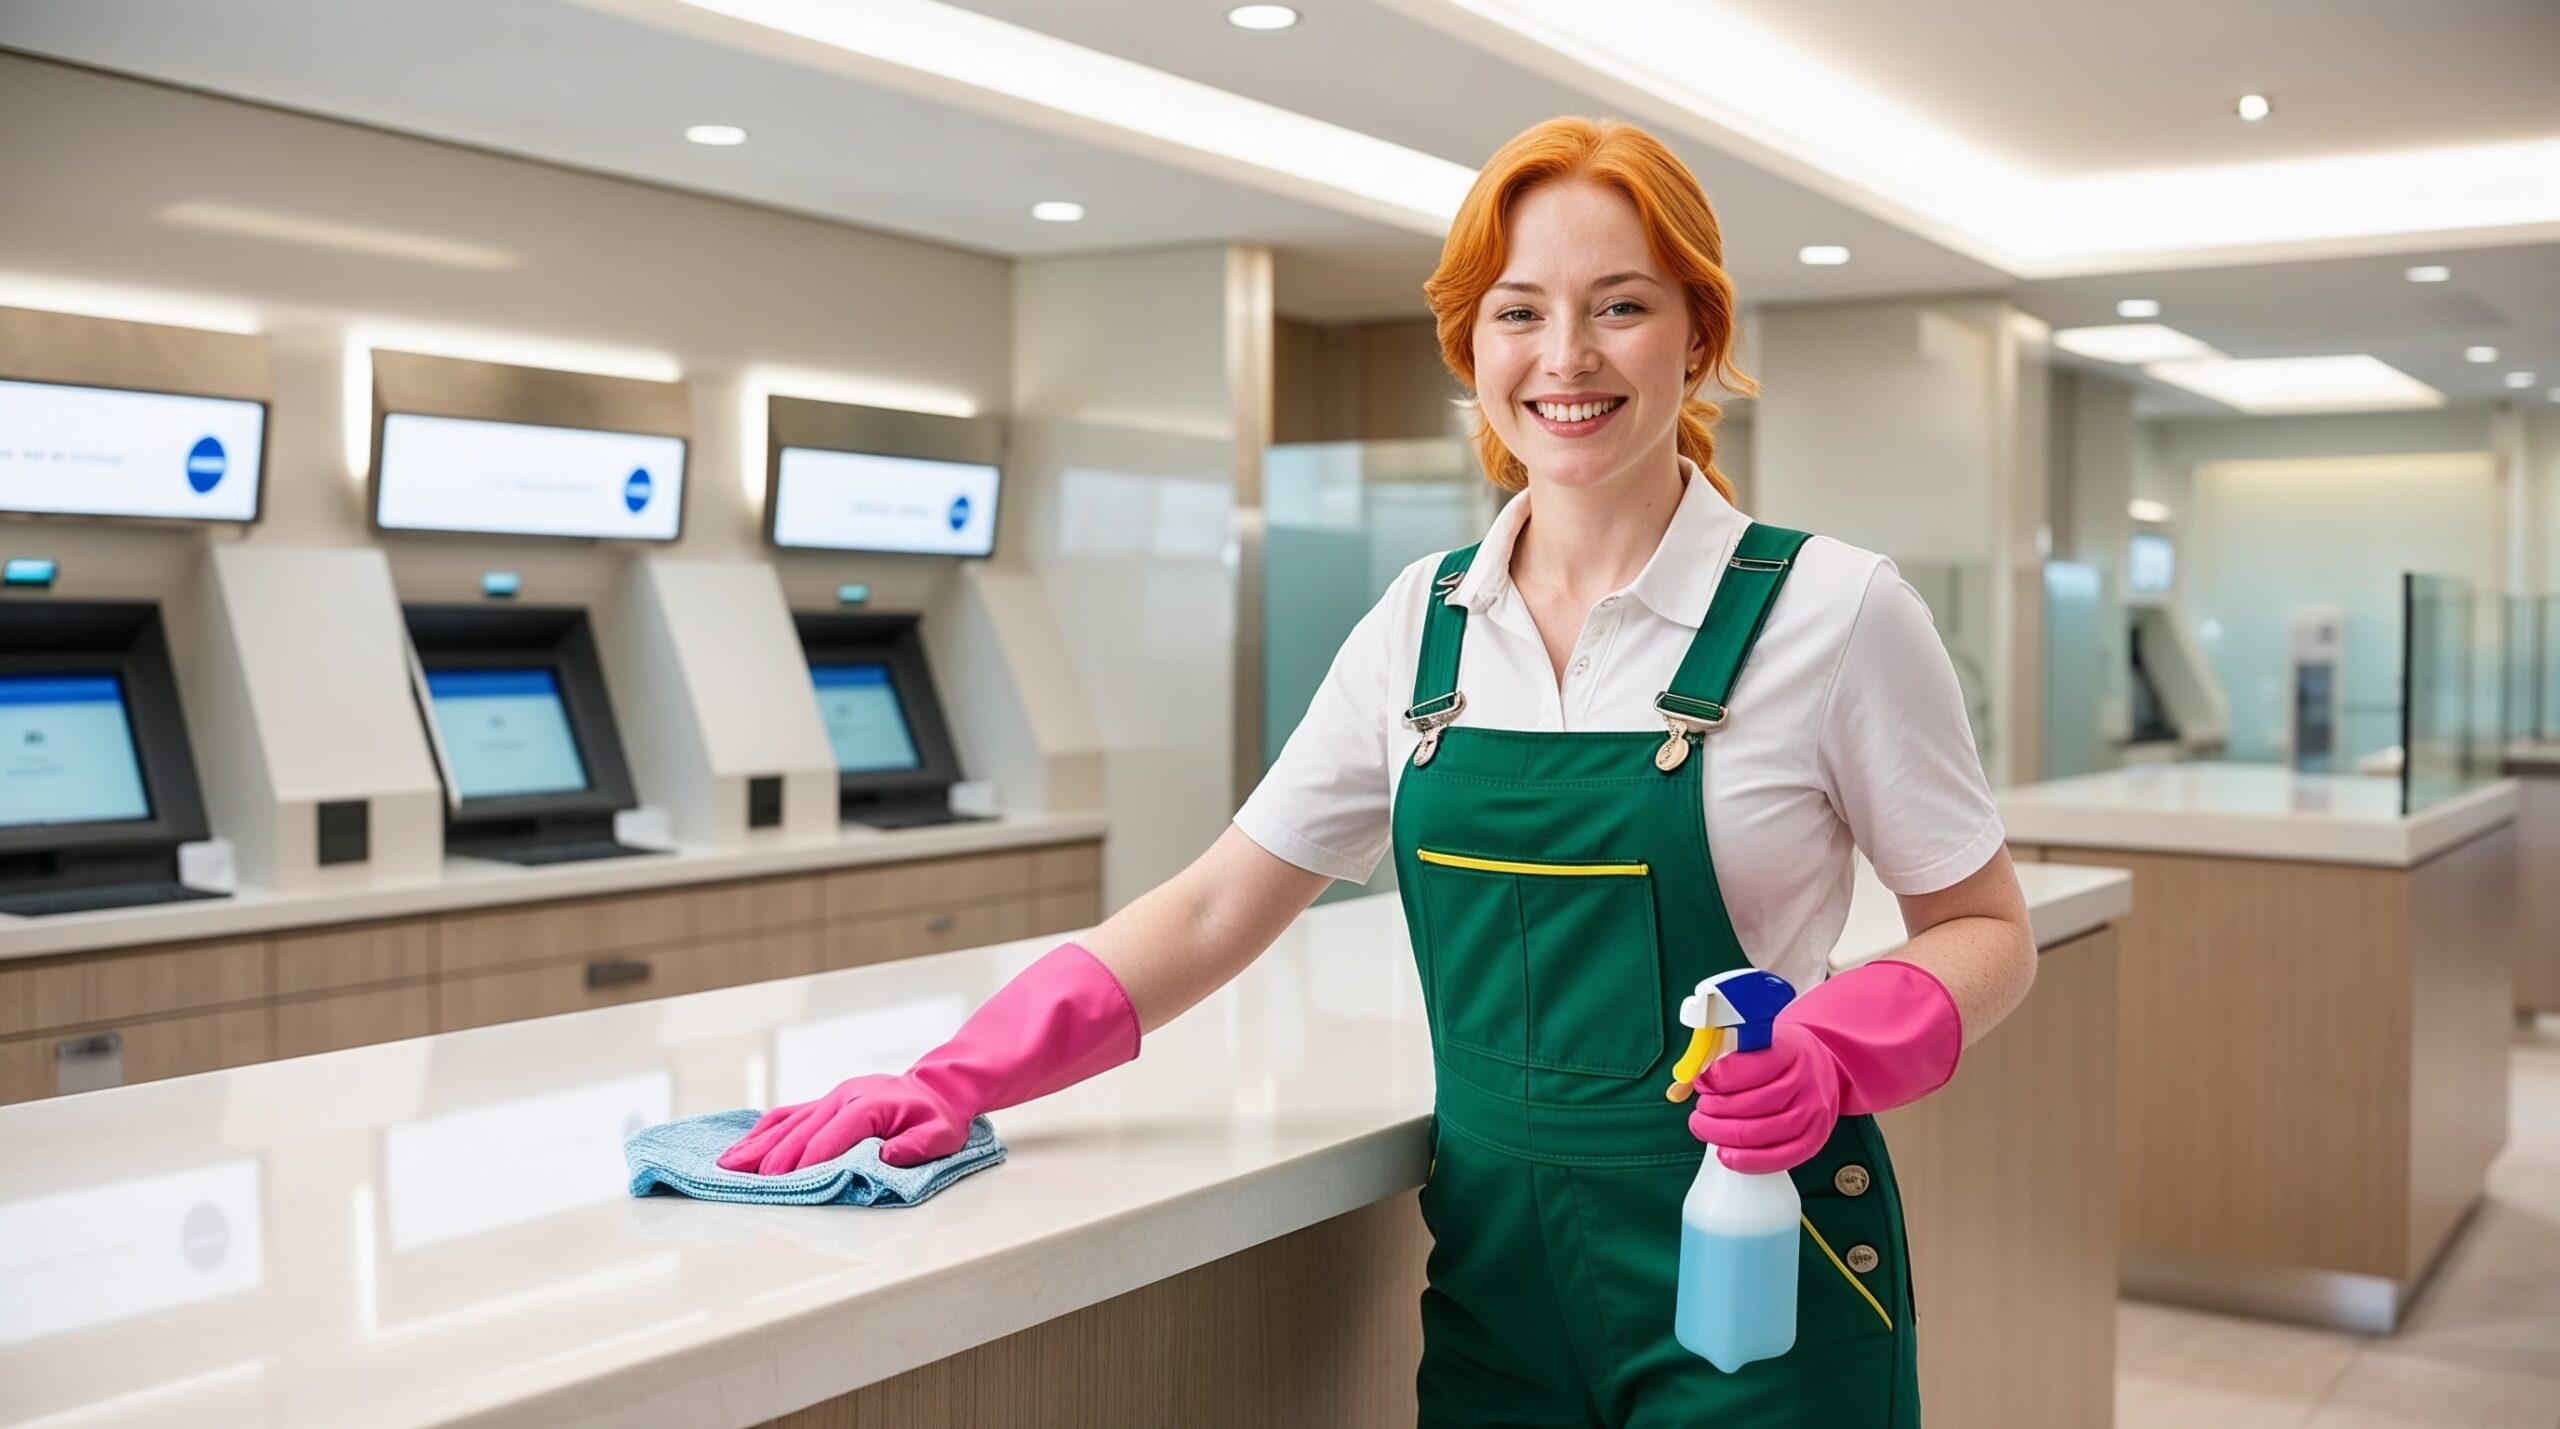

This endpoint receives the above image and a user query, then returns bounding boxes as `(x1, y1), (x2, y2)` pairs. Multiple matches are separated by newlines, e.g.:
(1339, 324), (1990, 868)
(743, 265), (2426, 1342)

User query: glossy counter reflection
(0, 869), (2128, 1428)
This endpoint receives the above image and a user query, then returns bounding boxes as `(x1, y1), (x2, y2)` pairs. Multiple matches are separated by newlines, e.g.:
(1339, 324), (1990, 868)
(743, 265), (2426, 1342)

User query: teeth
(1534, 399), (1620, 422)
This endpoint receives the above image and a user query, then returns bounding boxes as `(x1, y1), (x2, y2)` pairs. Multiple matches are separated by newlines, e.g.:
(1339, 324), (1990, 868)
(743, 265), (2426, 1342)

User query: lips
(1525, 395), (1627, 437)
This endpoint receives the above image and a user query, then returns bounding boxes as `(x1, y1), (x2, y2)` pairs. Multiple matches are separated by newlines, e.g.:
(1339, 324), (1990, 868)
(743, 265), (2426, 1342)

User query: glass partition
(2400, 572), (2501, 814)
(1261, 439), (1496, 900)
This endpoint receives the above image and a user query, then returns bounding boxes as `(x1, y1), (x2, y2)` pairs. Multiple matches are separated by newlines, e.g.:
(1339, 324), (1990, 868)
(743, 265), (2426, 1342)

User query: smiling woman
(1423, 117), (1755, 501)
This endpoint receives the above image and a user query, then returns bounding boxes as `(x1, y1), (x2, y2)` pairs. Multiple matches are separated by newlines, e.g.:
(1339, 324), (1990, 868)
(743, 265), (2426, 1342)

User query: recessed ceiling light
(1798, 245), (1849, 266)
(1031, 200), (1086, 222)
(2143, 354), (2443, 414)
(2405, 265), (2451, 283)
(2508, 371), (2539, 389)
(2235, 94), (2272, 122)
(1226, 4), (1299, 28)
(2052, 323), (2224, 365)
(685, 124), (749, 146)
(2116, 298), (2160, 319)
(2466, 346), (2499, 363)
(2127, 499), (2173, 523)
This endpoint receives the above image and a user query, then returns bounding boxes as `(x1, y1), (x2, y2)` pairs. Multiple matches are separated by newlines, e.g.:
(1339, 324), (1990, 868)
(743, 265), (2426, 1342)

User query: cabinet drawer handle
(55, 1031), (123, 1062)
(925, 914), (957, 934)
(586, 957), (653, 989)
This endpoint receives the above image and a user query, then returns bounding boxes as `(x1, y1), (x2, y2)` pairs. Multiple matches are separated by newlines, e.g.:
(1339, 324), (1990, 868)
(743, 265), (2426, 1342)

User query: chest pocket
(1413, 848), (1666, 1079)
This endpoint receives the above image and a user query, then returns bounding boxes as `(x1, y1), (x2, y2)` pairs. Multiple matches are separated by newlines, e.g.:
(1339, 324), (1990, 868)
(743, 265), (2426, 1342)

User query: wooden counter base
(2019, 827), (2515, 1331)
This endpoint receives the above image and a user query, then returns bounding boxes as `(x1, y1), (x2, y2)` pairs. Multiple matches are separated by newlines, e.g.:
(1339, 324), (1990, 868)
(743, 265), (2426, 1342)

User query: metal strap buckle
(1728, 554), (1790, 572)
(1404, 690), (1466, 731)
(1653, 691), (1728, 733)
(1433, 570), (1465, 595)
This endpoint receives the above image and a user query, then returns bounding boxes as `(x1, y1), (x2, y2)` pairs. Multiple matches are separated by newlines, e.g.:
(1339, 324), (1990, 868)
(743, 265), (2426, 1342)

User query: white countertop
(0, 863), (2129, 1429)
(1997, 761), (2520, 867)
(0, 813), (1109, 964)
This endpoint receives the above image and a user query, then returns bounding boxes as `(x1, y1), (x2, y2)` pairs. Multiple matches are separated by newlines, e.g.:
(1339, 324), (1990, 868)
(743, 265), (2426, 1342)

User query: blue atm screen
(425, 669), (590, 801)
(811, 664), (921, 774)
(0, 674), (152, 828)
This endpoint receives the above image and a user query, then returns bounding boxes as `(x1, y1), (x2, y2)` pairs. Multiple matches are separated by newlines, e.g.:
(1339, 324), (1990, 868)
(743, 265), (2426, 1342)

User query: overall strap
(1657, 523), (1814, 727)
(1407, 543), (1480, 718)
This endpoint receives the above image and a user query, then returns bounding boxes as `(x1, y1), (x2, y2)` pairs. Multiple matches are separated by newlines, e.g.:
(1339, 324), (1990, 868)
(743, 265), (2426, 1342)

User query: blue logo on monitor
(947, 494), (971, 532)
(186, 436), (227, 494)
(624, 468), (653, 513)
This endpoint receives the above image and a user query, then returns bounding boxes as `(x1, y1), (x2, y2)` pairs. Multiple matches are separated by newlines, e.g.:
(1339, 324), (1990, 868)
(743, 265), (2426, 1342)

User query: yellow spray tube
(1666, 1023), (1723, 1103)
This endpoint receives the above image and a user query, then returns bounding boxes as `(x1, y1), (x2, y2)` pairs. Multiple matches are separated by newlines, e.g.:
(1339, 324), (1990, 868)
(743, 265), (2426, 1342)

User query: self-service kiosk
(764, 396), (1003, 829)
(369, 350), (690, 864)
(0, 315), (270, 914)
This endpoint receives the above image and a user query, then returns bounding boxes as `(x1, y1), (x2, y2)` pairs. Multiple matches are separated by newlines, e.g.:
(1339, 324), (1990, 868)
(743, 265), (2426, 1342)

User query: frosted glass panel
(1261, 440), (1492, 901)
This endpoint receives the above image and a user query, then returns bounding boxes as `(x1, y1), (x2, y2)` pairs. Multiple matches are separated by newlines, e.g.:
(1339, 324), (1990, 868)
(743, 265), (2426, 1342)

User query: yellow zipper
(1417, 849), (1649, 878)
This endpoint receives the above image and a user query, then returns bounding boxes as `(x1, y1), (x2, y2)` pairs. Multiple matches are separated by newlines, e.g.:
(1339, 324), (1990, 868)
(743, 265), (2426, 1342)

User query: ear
(1686, 333), (1709, 383)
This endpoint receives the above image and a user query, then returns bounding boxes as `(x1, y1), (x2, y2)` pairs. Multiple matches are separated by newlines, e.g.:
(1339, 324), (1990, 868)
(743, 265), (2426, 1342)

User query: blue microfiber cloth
(624, 1108), (1005, 1206)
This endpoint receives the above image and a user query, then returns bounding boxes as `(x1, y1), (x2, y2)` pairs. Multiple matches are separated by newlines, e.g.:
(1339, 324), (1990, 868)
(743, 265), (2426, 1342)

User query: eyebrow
(1489, 272), (1664, 295)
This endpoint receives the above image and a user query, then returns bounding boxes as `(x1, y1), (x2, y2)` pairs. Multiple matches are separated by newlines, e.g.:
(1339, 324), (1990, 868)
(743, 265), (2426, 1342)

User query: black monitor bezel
(0, 603), (212, 857)
(405, 606), (639, 827)
(0, 374), (270, 528)
(793, 613), (965, 808)
(764, 445), (1003, 560)
(370, 410), (691, 545)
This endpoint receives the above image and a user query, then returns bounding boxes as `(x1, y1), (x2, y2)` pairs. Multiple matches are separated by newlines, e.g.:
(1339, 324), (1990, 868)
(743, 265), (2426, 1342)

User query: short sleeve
(1816, 562), (2007, 895)
(1231, 573), (1410, 883)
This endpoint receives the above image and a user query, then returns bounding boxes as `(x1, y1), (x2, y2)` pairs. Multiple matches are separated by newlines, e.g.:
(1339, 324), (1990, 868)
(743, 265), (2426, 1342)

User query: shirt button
(1571, 657), (1590, 677)
(1598, 595), (1619, 609)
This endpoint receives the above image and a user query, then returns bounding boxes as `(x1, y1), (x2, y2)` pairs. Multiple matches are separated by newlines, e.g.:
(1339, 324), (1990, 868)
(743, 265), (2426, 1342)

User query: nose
(1540, 311), (1601, 384)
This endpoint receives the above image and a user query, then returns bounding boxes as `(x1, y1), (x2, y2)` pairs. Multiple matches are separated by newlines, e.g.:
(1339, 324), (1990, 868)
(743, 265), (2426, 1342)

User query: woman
(721, 116), (2035, 1426)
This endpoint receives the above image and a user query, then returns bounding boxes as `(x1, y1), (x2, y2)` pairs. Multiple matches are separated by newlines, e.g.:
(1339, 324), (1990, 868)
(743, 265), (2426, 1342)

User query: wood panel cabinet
(0, 838), (1103, 1106)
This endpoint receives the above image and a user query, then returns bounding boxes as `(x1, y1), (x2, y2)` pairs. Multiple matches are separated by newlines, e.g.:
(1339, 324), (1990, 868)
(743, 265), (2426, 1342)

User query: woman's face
(1473, 179), (1704, 495)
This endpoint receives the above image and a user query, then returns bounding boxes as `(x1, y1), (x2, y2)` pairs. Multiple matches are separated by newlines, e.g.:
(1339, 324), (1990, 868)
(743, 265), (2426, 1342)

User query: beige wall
(0, 54), (1012, 613)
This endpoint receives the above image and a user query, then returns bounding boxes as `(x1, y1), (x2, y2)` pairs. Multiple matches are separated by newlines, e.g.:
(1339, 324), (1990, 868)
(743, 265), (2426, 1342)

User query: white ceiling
(0, 0), (2552, 410)
(1713, 0), (2560, 173)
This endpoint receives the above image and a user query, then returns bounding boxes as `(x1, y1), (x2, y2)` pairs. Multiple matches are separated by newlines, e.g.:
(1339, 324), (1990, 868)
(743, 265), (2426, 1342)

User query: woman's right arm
(1078, 824), (1337, 1035)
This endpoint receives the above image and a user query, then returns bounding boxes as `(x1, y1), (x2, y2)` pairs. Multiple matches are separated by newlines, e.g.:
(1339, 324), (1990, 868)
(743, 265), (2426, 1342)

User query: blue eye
(1603, 301), (1645, 317)
(1495, 307), (1536, 323)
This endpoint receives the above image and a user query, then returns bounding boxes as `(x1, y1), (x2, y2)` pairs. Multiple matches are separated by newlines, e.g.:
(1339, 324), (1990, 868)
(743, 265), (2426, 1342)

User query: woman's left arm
(1887, 843), (2037, 1048)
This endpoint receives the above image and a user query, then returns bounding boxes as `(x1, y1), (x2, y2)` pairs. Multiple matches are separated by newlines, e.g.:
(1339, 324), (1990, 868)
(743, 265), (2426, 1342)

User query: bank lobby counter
(0, 864), (2130, 1429)
(2000, 761), (2519, 1332)
(0, 815), (1108, 1107)
(2505, 741), (2560, 1014)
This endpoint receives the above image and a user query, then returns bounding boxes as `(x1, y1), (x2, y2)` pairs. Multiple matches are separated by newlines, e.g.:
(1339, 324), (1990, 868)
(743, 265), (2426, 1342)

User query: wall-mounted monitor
(374, 413), (685, 542)
(769, 448), (999, 558)
(0, 377), (266, 523)
(2128, 531), (2176, 596)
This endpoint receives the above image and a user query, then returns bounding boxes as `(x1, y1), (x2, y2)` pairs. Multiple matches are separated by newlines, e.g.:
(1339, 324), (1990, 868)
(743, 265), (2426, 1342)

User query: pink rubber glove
(717, 941), (1140, 1174)
(1687, 959), (1962, 1174)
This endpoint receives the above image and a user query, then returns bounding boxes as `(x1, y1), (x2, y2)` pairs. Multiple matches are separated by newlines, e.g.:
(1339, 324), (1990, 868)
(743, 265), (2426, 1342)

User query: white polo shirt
(1233, 458), (2005, 993)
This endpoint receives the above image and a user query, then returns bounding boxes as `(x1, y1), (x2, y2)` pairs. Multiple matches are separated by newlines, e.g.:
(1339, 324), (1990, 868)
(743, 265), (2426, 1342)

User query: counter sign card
(771, 448), (1000, 557)
(0, 378), (266, 522)
(375, 413), (685, 541)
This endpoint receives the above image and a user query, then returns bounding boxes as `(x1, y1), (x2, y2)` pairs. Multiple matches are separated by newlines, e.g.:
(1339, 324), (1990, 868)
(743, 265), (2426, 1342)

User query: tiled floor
(2118, 1015), (2560, 1429)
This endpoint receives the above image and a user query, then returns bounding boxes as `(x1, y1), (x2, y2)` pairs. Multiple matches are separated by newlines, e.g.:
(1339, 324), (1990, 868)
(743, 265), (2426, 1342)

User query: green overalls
(1390, 523), (1921, 1427)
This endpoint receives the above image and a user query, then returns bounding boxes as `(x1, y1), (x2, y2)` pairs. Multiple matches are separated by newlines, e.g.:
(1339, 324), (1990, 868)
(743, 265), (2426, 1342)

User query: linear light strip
(656, 0), (1476, 228)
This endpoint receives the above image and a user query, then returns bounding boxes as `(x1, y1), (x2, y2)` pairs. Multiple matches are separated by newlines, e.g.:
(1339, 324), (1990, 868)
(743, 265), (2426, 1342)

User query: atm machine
(369, 351), (687, 864)
(0, 352), (264, 914)
(764, 398), (1001, 830)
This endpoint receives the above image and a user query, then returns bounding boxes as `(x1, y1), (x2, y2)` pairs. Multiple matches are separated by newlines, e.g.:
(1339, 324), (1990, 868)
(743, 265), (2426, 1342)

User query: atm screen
(810, 664), (922, 774)
(0, 673), (152, 828)
(425, 668), (591, 800)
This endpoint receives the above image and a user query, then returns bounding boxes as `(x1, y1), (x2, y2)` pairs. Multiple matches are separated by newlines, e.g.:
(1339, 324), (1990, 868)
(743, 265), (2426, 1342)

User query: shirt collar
(1445, 457), (1746, 629)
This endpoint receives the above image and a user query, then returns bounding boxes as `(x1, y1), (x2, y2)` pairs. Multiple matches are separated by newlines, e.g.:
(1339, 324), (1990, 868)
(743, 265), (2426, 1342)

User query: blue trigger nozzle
(1701, 969), (1796, 1053)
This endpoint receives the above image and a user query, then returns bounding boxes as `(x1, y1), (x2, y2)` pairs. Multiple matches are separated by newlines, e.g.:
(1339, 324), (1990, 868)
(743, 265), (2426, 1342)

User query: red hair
(1423, 117), (1755, 499)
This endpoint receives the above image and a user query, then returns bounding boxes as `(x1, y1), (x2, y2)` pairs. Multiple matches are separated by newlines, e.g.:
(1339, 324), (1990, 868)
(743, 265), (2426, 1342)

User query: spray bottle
(1665, 967), (1799, 1372)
